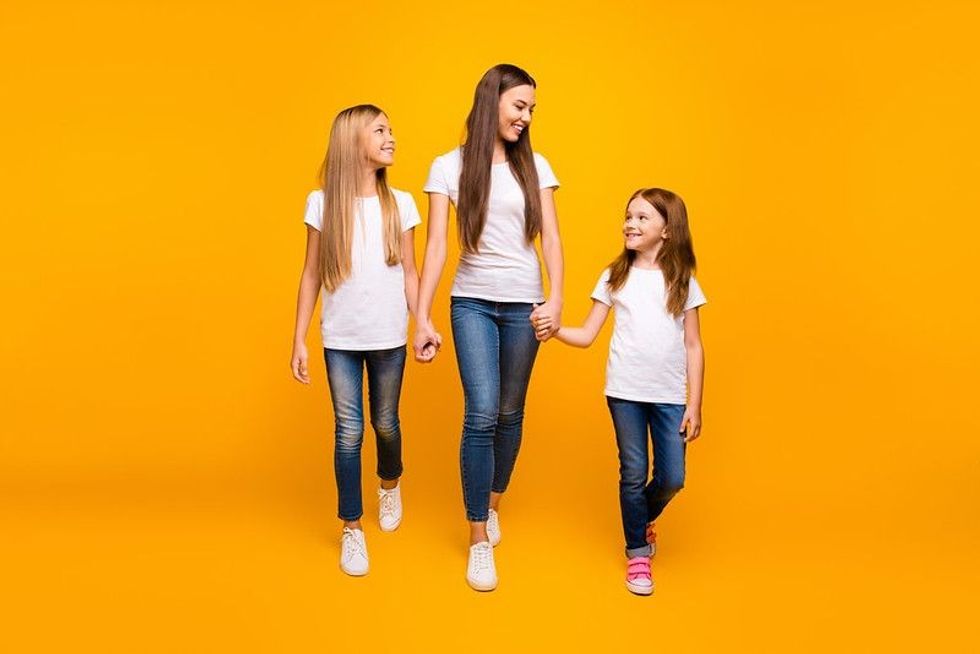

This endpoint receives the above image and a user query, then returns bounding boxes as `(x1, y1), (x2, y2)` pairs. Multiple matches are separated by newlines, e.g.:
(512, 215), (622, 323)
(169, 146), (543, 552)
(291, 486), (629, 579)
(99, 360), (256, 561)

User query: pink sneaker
(625, 556), (653, 595)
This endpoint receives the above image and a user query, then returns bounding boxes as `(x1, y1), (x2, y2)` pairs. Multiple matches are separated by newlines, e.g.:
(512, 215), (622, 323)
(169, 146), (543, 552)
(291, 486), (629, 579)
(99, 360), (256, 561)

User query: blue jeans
(324, 346), (406, 521)
(607, 397), (687, 558)
(451, 297), (540, 522)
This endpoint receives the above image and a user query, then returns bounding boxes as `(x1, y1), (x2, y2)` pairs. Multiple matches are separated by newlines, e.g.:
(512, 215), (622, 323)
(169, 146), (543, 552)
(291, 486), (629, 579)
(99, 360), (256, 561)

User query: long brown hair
(457, 64), (542, 253)
(318, 104), (402, 293)
(607, 188), (697, 316)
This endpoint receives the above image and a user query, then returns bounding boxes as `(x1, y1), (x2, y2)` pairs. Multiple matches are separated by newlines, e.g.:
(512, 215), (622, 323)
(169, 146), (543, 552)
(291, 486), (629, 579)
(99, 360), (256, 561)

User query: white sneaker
(487, 508), (501, 547)
(378, 484), (402, 532)
(466, 541), (497, 591)
(340, 527), (369, 576)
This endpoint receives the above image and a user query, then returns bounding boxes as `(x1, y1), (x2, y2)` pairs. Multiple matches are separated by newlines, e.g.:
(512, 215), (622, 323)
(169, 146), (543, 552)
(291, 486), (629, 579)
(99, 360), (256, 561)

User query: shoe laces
(342, 528), (366, 561)
(379, 488), (396, 519)
(471, 543), (493, 573)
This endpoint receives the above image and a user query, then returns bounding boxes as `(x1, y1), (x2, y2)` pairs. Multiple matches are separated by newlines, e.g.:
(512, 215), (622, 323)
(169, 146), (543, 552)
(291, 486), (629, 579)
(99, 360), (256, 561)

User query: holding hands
(413, 321), (443, 363)
(530, 300), (562, 342)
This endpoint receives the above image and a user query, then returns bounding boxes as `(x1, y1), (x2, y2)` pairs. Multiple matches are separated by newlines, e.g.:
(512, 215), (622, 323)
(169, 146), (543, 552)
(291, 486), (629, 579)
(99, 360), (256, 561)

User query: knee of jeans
(371, 415), (401, 441)
(335, 424), (364, 451)
(463, 409), (497, 435)
(658, 470), (686, 496)
(496, 406), (524, 427)
(619, 466), (647, 491)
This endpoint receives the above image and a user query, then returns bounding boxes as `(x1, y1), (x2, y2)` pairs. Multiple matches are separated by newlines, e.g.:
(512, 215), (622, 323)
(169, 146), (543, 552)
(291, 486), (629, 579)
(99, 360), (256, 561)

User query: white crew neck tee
(591, 267), (707, 404)
(303, 188), (421, 350)
(423, 147), (559, 303)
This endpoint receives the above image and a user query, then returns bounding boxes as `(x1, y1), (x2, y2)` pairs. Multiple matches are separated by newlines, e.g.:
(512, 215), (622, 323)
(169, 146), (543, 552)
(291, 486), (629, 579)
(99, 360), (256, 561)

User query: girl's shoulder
(389, 187), (417, 204)
(433, 146), (463, 168)
(304, 189), (324, 215)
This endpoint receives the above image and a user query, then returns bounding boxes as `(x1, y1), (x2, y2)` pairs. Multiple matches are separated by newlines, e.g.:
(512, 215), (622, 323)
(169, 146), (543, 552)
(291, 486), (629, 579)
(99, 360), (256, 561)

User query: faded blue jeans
(606, 397), (687, 558)
(450, 297), (540, 522)
(324, 346), (406, 521)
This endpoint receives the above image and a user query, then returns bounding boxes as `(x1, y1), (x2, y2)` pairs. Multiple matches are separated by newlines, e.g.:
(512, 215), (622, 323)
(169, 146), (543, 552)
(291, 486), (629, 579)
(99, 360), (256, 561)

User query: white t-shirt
(423, 147), (559, 303)
(304, 188), (421, 350)
(591, 267), (707, 404)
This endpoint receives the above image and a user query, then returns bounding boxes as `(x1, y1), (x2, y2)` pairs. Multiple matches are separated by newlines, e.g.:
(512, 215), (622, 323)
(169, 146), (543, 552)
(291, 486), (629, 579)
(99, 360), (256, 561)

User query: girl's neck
(492, 138), (507, 164)
(632, 244), (663, 269)
(357, 167), (379, 198)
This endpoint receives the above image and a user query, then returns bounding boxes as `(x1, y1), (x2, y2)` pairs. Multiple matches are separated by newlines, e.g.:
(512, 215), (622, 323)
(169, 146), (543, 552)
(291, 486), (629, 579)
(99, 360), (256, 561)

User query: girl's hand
(413, 322), (442, 363)
(530, 301), (562, 341)
(530, 311), (555, 341)
(681, 407), (702, 442)
(290, 341), (310, 384)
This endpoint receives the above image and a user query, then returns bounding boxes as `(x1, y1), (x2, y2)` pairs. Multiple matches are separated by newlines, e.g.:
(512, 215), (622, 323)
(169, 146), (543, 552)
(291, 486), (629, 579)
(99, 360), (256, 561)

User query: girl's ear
(661, 227), (669, 239)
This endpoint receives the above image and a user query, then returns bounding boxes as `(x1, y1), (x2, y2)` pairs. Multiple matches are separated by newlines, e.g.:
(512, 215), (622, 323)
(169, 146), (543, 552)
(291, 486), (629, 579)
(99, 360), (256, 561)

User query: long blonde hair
(318, 104), (401, 293)
(607, 188), (697, 316)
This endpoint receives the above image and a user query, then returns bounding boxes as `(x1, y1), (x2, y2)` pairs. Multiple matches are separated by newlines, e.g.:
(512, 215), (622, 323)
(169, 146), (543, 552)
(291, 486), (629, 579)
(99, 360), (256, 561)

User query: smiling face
(623, 196), (668, 252)
(361, 113), (395, 168)
(497, 84), (535, 143)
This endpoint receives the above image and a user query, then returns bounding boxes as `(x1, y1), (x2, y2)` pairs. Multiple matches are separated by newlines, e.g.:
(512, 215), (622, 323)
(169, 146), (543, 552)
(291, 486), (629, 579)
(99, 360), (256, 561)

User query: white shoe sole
(341, 565), (368, 577)
(467, 576), (497, 592)
(626, 579), (653, 595)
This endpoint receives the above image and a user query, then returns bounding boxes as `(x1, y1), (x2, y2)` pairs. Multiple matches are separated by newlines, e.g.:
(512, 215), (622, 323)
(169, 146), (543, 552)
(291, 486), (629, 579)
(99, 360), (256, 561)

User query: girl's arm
(534, 187), (564, 340)
(681, 308), (704, 442)
(401, 227), (419, 319)
(290, 226), (321, 384)
(413, 192), (450, 362)
(538, 300), (610, 348)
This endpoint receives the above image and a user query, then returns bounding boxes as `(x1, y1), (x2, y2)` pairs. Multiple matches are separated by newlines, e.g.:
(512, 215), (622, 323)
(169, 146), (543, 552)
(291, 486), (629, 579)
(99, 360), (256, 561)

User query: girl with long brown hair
(413, 64), (564, 591)
(290, 105), (422, 577)
(533, 187), (706, 596)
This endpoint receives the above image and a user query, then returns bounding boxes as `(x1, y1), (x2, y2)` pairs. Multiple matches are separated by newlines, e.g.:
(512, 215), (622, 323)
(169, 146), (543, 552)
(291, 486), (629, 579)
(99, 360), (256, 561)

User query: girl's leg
(607, 396), (654, 558)
(450, 298), (501, 538)
(324, 349), (366, 526)
(490, 302), (540, 501)
(365, 345), (407, 485)
(645, 403), (687, 522)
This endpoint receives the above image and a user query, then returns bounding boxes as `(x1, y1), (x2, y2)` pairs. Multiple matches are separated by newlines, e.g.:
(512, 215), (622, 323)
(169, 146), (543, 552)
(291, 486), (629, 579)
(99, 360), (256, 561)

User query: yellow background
(2, 0), (978, 651)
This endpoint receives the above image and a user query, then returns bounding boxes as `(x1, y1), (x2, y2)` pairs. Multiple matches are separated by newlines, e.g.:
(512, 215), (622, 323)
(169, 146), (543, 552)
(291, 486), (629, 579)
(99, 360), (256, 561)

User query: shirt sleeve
(303, 190), (323, 231)
(685, 276), (707, 310)
(534, 153), (559, 189)
(398, 192), (422, 232)
(423, 156), (450, 195)
(590, 269), (613, 306)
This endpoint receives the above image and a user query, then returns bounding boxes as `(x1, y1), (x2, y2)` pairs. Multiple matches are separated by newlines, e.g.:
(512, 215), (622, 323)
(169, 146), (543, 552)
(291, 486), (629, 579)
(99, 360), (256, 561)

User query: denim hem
(466, 514), (490, 523)
(626, 544), (653, 558)
(339, 513), (363, 522)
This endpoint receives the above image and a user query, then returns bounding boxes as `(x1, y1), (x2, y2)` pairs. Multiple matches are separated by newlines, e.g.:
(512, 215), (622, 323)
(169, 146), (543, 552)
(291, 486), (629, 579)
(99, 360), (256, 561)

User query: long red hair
(607, 188), (697, 316)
